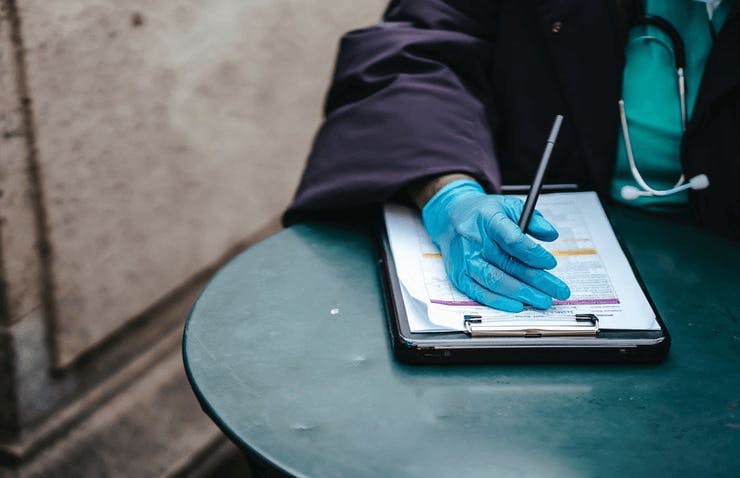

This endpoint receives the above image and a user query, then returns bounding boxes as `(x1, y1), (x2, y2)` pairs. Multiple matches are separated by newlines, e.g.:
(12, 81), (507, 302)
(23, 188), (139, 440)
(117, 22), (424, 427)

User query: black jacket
(286, 0), (740, 239)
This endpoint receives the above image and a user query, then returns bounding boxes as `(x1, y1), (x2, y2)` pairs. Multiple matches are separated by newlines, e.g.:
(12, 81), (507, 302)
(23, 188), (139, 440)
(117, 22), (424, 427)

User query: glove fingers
(457, 275), (525, 313)
(489, 253), (571, 300)
(479, 213), (557, 270)
(526, 212), (559, 242)
(499, 196), (559, 242)
(467, 255), (554, 310)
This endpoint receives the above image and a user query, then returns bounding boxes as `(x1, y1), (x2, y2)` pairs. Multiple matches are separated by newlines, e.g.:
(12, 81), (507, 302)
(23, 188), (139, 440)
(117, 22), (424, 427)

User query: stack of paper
(384, 192), (659, 332)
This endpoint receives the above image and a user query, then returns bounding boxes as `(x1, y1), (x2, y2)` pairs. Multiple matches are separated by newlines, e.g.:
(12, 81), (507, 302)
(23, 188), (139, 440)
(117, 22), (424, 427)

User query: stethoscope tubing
(618, 13), (701, 199)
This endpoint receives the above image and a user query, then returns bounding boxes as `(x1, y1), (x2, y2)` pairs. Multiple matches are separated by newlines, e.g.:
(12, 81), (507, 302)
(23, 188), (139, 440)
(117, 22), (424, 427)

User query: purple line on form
(430, 299), (480, 306)
(552, 298), (620, 305)
(431, 298), (621, 306)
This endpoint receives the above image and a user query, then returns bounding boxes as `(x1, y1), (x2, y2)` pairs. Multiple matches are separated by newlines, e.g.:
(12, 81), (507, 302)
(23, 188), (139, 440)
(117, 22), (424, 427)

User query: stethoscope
(618, 13), (710, 201)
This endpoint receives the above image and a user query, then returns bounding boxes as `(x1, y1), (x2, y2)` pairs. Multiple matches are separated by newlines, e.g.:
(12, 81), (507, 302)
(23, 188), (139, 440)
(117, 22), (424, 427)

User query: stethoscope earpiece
(688, 174), (710, 190)
(620, 185), (644, 200)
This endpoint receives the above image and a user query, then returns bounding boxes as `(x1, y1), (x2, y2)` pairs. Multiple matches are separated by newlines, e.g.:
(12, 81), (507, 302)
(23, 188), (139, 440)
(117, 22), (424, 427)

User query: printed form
(384, 192), (659, 332)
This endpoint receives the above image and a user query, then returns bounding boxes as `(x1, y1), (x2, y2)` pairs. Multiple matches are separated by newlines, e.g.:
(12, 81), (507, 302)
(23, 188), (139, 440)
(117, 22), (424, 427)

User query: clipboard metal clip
(463, 314), (599, 338)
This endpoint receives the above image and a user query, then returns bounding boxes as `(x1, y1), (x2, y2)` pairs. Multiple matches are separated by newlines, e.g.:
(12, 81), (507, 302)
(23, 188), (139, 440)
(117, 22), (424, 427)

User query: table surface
(184, 206), (739, 477)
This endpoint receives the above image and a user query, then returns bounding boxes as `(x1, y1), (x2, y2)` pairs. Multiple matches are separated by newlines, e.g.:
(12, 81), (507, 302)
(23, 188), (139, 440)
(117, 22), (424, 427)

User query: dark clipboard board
(378, 187), (671, 364)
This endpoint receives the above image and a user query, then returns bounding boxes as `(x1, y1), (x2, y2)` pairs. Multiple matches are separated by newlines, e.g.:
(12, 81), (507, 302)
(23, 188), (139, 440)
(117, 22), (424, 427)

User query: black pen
(518, 115), (564, 234)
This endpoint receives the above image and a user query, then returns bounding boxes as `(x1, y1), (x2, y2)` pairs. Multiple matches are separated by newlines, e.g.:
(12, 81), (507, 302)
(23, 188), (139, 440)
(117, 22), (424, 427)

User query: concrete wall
(0, 0), (386, 475)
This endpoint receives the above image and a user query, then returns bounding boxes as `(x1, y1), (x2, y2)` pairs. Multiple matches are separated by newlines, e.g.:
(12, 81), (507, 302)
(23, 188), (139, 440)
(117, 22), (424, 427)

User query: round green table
(184, 206), (739, 477)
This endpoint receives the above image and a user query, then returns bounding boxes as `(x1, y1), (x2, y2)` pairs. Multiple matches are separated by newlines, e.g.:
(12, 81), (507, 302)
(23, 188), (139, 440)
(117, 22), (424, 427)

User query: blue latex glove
(422, 179), (571, 312)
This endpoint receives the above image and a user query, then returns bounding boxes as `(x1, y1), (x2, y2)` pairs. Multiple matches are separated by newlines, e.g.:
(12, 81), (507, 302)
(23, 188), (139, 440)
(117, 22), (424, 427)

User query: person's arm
(284, 0), (502, 224)
(286, 0), (570, 310)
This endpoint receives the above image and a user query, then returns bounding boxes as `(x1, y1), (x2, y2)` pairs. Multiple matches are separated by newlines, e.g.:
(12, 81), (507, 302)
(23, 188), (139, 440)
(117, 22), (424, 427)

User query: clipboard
(378, 190), (670, 364)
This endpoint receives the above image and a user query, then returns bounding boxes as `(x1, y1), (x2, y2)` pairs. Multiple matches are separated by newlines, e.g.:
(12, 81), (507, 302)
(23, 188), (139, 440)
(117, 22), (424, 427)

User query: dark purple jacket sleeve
(284, 0), (501, 224)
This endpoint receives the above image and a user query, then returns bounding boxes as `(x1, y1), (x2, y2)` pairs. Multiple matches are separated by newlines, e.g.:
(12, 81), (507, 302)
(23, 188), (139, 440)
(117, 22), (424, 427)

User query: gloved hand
(422, 179), (571, 312)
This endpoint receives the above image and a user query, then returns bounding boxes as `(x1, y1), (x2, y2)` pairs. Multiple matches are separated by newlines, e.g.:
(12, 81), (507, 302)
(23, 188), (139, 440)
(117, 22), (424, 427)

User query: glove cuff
(421, 179), (484, 240)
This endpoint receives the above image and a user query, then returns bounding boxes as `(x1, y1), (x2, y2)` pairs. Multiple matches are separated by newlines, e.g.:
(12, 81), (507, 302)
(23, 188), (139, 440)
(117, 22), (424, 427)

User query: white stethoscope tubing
(618, 30), (709, 200)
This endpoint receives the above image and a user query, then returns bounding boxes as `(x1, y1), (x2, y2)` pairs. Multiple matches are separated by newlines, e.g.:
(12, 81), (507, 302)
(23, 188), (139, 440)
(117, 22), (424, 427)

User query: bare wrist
(407, 173), (477, 209)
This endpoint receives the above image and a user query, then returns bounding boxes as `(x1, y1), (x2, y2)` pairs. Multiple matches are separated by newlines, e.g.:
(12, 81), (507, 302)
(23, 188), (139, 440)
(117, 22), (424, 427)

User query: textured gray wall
(2, 0), (386, 367)
(2, 1), (388, 473)
(0, 0), (42, 328)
